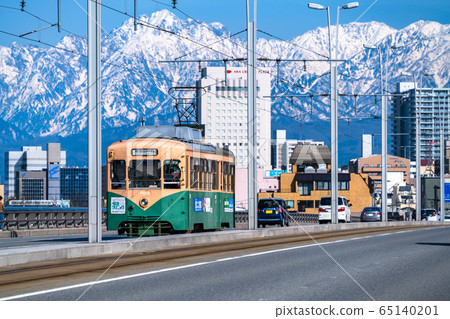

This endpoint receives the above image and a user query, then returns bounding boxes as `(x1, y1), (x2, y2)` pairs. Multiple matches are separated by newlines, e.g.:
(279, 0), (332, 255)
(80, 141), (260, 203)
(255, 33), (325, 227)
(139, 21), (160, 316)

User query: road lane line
(1, 226), (446, 301)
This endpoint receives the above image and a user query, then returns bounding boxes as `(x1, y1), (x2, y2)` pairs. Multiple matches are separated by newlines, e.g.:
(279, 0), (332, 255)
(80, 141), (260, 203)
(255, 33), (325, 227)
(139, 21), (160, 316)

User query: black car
(388, 211), (404, 221)
(257, 198), (290, 228)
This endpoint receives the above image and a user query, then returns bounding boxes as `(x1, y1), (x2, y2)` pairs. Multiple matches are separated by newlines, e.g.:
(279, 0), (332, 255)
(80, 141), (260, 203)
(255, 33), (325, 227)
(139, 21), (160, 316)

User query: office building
(197, 67), (272, 170)
(17, 171), (47, 200)
(4, 144), (66, 200)
(392, 83), (450, 162)
(61, 167), (89, 207)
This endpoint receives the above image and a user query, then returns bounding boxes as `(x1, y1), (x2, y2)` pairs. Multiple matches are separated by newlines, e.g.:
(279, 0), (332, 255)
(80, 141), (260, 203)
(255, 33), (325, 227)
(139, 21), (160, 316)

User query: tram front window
(111, 160), (126, 189)
(129, 160), (161, 188)
(164, 159), (181, 189)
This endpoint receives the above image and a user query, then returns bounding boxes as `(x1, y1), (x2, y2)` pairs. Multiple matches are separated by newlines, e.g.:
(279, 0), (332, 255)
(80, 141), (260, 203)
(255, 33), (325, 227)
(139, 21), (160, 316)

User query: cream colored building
(197, 67), (272, 170)
(349, 154), (410, 194)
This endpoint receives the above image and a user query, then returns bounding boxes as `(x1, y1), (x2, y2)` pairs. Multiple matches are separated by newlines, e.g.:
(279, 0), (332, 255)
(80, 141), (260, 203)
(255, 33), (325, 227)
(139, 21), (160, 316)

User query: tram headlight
(139, 198), (149, 208)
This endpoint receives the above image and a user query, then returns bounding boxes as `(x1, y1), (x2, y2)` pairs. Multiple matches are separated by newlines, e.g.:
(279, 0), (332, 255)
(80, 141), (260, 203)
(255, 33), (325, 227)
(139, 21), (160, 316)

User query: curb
(0, 221), (448, 267)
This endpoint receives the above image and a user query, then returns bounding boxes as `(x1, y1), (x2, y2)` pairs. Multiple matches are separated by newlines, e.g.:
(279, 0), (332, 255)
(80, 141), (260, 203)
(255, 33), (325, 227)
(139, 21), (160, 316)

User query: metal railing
(235, 211), (319, 224)
(0, 209), (319, 232)
(0, 208), (107, 231)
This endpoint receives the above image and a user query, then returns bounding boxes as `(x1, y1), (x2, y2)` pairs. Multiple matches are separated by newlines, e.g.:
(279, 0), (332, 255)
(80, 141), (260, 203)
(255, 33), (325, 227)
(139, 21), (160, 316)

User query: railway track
(0, 225), (437, 298)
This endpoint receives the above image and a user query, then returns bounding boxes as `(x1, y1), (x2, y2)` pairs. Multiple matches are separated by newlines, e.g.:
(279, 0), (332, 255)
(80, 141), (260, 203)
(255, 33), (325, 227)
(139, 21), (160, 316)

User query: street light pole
(87, 0), (102, 243)
(401, 72), (434, 221)
(364, 43), (402, 222)
(308, 2), (358, 224)
(247, 0), (258, 230)
(363, 44), (387, 221)
(413, 75), (421, 220)
(440, 94), (445, 223)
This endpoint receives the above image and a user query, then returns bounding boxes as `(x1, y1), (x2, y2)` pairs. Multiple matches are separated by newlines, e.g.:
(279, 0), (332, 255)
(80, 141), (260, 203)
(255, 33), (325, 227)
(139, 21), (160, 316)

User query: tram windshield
(128, 160), (161, 188)
(111, 160), (126, 189)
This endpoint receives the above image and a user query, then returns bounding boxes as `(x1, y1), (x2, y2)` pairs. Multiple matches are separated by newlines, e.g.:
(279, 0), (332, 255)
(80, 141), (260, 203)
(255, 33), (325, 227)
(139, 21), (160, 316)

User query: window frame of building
(297, 181), (313, 196)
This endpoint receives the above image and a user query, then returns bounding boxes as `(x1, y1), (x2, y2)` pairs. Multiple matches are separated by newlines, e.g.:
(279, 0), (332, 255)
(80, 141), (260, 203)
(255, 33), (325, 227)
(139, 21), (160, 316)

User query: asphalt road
(7, 226), (450, 301)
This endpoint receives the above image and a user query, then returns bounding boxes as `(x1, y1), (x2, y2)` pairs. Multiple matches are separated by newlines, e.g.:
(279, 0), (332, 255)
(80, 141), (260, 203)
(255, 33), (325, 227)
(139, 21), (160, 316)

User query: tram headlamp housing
(139, 198), (149, 208)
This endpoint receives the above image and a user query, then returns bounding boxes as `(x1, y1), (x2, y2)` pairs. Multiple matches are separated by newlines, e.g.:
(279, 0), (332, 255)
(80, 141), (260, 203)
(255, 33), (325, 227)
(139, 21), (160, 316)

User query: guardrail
(235, 211), (319, 224)
(0, 208), (107, 231)
(0, 209), (318, 231)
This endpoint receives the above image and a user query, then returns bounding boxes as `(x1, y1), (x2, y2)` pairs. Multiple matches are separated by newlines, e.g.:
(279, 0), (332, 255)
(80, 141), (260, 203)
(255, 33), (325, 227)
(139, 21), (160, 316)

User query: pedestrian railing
(0, 207), (106, 231)
(235, 211), (318, 224)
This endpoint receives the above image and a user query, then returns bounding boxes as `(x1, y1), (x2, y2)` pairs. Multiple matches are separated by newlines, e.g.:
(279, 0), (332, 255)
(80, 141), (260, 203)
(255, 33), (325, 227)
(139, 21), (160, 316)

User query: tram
(106, 126), (235, 236)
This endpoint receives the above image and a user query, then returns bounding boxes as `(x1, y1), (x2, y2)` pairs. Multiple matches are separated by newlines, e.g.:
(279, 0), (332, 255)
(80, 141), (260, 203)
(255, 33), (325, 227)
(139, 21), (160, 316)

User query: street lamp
(308, 2), (358, 224)
(336, 3), (359, 59)
(308, 2), (359, 224)
(363, 43), (402, 222)
(400, 71), (434, 221)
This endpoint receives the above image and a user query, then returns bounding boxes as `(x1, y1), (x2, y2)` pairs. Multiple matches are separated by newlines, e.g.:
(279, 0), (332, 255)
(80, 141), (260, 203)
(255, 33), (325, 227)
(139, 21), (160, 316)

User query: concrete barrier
(0, 221), (449, 267)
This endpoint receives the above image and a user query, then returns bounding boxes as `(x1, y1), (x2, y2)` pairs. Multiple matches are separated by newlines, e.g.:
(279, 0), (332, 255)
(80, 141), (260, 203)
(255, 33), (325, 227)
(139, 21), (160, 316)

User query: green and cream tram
(107, 126), (235, 236)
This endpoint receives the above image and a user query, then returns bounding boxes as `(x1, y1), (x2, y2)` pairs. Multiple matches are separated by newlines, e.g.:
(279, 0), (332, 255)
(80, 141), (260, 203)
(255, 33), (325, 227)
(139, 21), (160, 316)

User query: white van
(318, 196), (352, 224)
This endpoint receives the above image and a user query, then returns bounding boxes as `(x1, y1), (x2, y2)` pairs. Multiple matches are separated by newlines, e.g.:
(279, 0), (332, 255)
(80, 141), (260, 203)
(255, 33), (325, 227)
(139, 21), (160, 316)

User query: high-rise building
(392, 82), (450, 162)
(362, 134), (373, 158)
(4, 144), (66, 200)
(197, 67), (272, 170)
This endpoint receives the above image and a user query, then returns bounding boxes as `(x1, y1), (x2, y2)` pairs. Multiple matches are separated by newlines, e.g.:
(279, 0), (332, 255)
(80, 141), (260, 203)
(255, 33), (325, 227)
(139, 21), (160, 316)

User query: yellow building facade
(258, 172), (372, 214)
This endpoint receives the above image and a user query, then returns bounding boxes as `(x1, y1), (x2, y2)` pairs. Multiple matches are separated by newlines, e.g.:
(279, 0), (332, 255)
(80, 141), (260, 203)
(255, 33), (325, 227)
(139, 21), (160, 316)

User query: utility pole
(88, 0), (102, 243)
(439, 94), (445, 223)
(247, 0), (258, 230)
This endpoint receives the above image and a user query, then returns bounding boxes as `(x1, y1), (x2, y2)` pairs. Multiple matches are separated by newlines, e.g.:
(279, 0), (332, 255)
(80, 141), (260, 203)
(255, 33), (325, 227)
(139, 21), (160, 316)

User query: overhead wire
(1, 1), (402, 136)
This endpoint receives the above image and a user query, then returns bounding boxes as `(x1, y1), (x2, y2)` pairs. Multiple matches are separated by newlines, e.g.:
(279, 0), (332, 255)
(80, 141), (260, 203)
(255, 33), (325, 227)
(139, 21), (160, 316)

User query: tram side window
(111, 160), (126, 189)
(164, 159), (181, 189)
(129, 160), (161, 188)
(230, 163), (235, 192)
(199, 158), (210, 190)
(203, 159), (211, 191)
(211, 160), (217, 190)
(199, 159), (204, 189)
(222, 162), (229, 192)
(190, 157), (200, 189)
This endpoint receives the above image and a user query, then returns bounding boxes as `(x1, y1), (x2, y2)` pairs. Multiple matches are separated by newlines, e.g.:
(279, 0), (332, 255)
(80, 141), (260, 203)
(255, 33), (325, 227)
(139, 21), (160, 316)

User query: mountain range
(0, 10), (449, 175)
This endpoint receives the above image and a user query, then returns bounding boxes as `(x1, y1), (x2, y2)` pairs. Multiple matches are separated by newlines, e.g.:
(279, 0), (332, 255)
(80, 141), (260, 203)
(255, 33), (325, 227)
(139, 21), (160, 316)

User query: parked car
(318, 196), (351, 224)
(388, 211), (404, 221)
(360, 206), (382, 222)
(257, 198), (290, 228)
(235, 205), (247, 213)
(427, 211), (440, 221)
(421, 208), (437, 221)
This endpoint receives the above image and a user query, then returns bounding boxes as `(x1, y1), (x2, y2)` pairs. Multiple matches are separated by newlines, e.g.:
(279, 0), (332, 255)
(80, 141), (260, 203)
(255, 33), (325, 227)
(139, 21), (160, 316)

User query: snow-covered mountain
(0, 10), (449, 140)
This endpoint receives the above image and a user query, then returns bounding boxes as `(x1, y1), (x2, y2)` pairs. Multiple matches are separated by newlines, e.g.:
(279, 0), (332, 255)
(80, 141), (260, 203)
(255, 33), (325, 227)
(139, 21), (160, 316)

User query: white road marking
(0, 226), (445, 301)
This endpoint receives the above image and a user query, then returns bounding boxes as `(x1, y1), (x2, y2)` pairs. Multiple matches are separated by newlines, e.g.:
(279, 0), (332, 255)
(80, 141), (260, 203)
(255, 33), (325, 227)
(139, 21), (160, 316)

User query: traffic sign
(445, 183), (450, 203)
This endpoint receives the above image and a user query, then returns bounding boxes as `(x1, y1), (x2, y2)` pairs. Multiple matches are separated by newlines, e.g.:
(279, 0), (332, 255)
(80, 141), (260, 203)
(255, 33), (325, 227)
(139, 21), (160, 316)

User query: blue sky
(0, 0), (449, 47)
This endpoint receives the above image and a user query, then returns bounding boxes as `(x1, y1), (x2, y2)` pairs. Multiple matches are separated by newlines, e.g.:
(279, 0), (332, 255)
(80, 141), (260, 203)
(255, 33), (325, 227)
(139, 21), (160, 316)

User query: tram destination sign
(131, 148), (158, 156)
